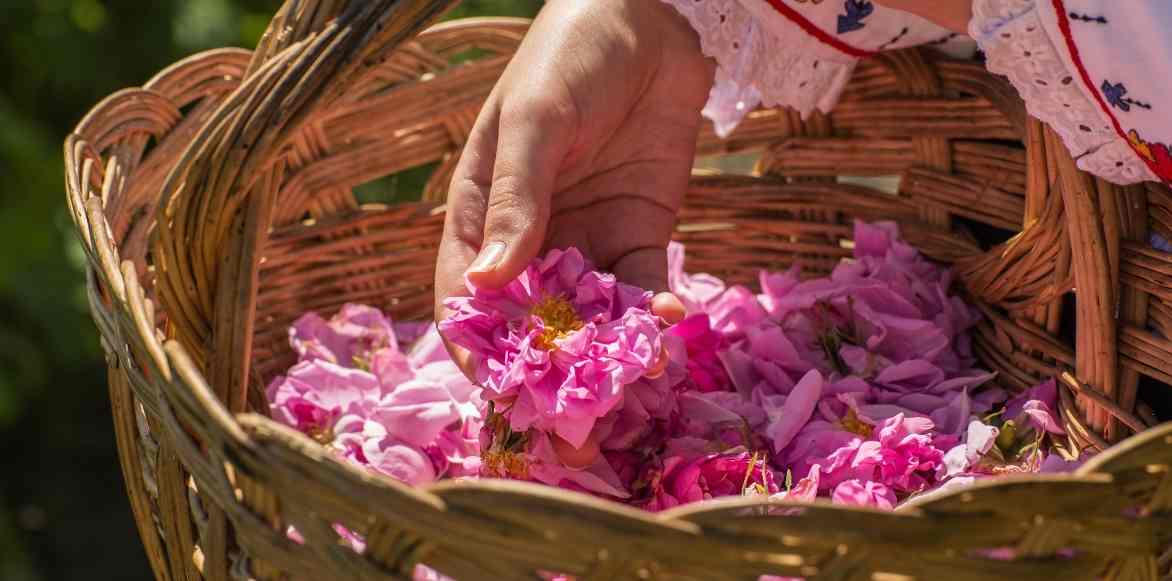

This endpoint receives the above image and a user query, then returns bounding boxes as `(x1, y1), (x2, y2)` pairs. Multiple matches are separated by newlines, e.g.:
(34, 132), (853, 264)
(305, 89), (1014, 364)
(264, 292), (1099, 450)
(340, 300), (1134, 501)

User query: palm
(544, 59), (710, 289)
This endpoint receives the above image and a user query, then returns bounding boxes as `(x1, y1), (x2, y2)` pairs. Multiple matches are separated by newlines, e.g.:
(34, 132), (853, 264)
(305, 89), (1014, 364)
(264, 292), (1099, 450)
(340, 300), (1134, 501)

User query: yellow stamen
(351, 354), (370, 371)
(530, 296), (583, 350)
(990, 464), (1027, 475)
(743, 482), (770, 497)
(839, 408), (874, 438)
(482, 450), (530, 479)
(307, 424), (334, 446)
(741, 451), (772, 496)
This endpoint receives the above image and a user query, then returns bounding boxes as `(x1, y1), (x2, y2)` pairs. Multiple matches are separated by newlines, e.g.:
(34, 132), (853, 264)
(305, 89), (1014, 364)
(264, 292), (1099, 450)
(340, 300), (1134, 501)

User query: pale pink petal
(372, 380), (459, 447)
(759, 370), (824, 454)
(363, 437), (437, 485)
(528, 433), (630, 498)
(667, 241), (727, 312)
(832, 479), (896, 510)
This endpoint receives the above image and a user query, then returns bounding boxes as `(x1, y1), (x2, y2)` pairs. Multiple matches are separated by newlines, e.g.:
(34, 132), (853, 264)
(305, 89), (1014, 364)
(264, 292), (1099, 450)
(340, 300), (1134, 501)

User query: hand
(872, 0), (972, 34)
(434, 0), (713, 333)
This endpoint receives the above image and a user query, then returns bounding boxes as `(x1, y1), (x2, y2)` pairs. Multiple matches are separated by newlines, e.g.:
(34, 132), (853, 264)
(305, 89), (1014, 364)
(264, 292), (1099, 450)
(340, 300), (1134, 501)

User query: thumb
(465, 99), (572, 288)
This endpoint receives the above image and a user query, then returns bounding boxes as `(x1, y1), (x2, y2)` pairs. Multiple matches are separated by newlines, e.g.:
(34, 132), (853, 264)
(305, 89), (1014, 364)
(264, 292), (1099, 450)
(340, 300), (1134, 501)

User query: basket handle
(150, 0), (458, 412)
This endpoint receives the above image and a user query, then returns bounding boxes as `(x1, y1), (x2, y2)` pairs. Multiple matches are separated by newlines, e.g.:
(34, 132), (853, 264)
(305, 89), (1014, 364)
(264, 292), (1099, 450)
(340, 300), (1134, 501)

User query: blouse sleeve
(661, 0), (962, 136)
(667, 0), (1170, 185)
(969, 0), (1165, 184)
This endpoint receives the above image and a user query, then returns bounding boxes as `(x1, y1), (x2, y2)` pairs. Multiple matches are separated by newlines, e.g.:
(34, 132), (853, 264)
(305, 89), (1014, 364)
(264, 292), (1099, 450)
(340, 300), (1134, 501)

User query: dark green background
(0, 1), (538, 579)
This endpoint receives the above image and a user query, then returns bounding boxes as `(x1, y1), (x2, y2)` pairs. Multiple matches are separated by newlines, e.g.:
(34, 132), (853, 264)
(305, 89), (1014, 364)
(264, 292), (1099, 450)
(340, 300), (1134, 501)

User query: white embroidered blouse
(664, 0), (1171, 185)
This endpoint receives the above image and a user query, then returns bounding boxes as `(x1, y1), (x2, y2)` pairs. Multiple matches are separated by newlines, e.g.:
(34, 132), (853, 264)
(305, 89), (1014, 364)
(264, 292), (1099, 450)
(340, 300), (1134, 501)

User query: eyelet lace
(971, 0), (1156, 183)
(663, 0), (857, 136)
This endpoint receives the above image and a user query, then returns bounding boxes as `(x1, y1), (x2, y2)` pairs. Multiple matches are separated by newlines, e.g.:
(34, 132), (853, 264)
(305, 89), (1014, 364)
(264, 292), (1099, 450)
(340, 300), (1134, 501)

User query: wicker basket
(65, 1), (1172, 579)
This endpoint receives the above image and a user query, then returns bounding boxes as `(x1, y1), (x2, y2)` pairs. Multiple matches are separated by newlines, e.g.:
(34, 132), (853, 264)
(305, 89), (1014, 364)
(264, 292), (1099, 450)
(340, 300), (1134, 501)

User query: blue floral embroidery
(1101, 80), (1152, 112)
(837, 0), (873, 34)
(1102, 81), (1129, 110)
(1153, 233), (1172, 253)
(1068, 12), (1108, 24)
(878, 26), (909, 50)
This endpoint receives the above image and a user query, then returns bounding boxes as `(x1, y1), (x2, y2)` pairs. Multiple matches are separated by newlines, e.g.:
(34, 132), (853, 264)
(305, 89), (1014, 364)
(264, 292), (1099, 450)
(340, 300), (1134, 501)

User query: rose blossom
(641, 450), (780, 511)
(669, 314), (732, 393)
(271, 309), (482, 486)
(269, 222), (1077, 524)
(440, 247), (665, 449)
(816, 413), (946, 494)
(831, 479), (897, 510)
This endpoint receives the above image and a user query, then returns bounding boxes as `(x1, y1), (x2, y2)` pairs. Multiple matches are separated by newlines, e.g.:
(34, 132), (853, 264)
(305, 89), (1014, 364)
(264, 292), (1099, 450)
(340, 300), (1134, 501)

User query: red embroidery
(1127, 130), (1172, 180)
(762, 0), (877, 58)
(1051, 0), (1170, 181)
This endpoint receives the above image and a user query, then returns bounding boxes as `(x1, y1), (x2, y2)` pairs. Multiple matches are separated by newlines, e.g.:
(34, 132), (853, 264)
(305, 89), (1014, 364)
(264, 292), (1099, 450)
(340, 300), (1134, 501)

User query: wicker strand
(63, 6), (1172, 579)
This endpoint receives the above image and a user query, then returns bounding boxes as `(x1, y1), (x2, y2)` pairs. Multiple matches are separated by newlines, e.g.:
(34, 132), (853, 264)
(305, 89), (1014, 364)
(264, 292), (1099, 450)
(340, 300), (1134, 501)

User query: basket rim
(61, 8), (1172, 579)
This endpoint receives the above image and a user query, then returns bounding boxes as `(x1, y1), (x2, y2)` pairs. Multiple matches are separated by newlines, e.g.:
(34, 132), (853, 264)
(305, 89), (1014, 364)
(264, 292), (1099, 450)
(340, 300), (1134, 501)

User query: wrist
(649, 0), (719, 77)
(872, 0), (972, 34)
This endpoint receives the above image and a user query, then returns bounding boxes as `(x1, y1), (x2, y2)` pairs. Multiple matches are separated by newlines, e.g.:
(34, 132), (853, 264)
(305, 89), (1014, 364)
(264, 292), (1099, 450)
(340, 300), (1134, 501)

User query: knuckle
(502, 93), (574, 127)
(447, 211), (483, 247)
(442, 194), (486, 238)
(449, 174), (490, 200)
(487, 174), (528, 205)
(487, 174), (548, 220)
(484, 193), (534, 234)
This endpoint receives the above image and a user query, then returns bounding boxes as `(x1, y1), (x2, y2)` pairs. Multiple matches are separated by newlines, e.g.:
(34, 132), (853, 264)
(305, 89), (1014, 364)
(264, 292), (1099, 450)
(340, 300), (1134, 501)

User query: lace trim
(663, 0), (857, 137)
(970, 0), (1157, 184)
(970, 0), (1036, 38)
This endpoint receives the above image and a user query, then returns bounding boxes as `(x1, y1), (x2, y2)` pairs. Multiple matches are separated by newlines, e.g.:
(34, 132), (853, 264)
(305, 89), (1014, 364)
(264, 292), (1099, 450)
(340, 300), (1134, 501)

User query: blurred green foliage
(0, 1), (538, 579)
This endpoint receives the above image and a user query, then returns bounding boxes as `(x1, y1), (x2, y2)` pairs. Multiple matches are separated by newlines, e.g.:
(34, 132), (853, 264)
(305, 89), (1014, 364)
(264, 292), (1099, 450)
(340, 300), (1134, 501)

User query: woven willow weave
(64, 1), (1171, 579)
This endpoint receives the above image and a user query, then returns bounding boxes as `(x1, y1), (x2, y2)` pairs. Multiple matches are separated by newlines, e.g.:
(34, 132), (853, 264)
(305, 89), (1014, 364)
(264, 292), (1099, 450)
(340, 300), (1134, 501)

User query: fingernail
(467, 242), (506, 275)
(651, 292), (686, 325)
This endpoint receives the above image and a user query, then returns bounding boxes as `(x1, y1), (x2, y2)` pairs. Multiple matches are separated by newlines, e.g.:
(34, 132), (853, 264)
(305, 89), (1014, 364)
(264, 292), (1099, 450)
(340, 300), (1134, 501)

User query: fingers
(613, 246), (685, 383)
(611, 245), (671, 296)
(651, 292), (686, 325)
(436, 85), (577, 381)
(871, 0), (972, 33)
(435, 92), (500, 384)
(439, 333), (477, 382)
(553, 200), (686, 324)
(465, 97), (574, 289)
(644, 345), (671, 380)
(648, 292), (685, 382)
(435, 93), (500, 321)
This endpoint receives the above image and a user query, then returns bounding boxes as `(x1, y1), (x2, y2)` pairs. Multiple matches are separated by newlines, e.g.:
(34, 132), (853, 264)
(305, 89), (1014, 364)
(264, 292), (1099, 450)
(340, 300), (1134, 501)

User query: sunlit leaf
(173, 0), (239, 50)
(69, 0), (107, 33)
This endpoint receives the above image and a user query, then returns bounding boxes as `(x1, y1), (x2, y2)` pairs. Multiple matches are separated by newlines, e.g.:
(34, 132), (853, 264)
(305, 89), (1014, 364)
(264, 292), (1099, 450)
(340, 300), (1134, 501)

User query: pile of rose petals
(267, 221), (1083, 573)
(267, 304), (482, 486)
